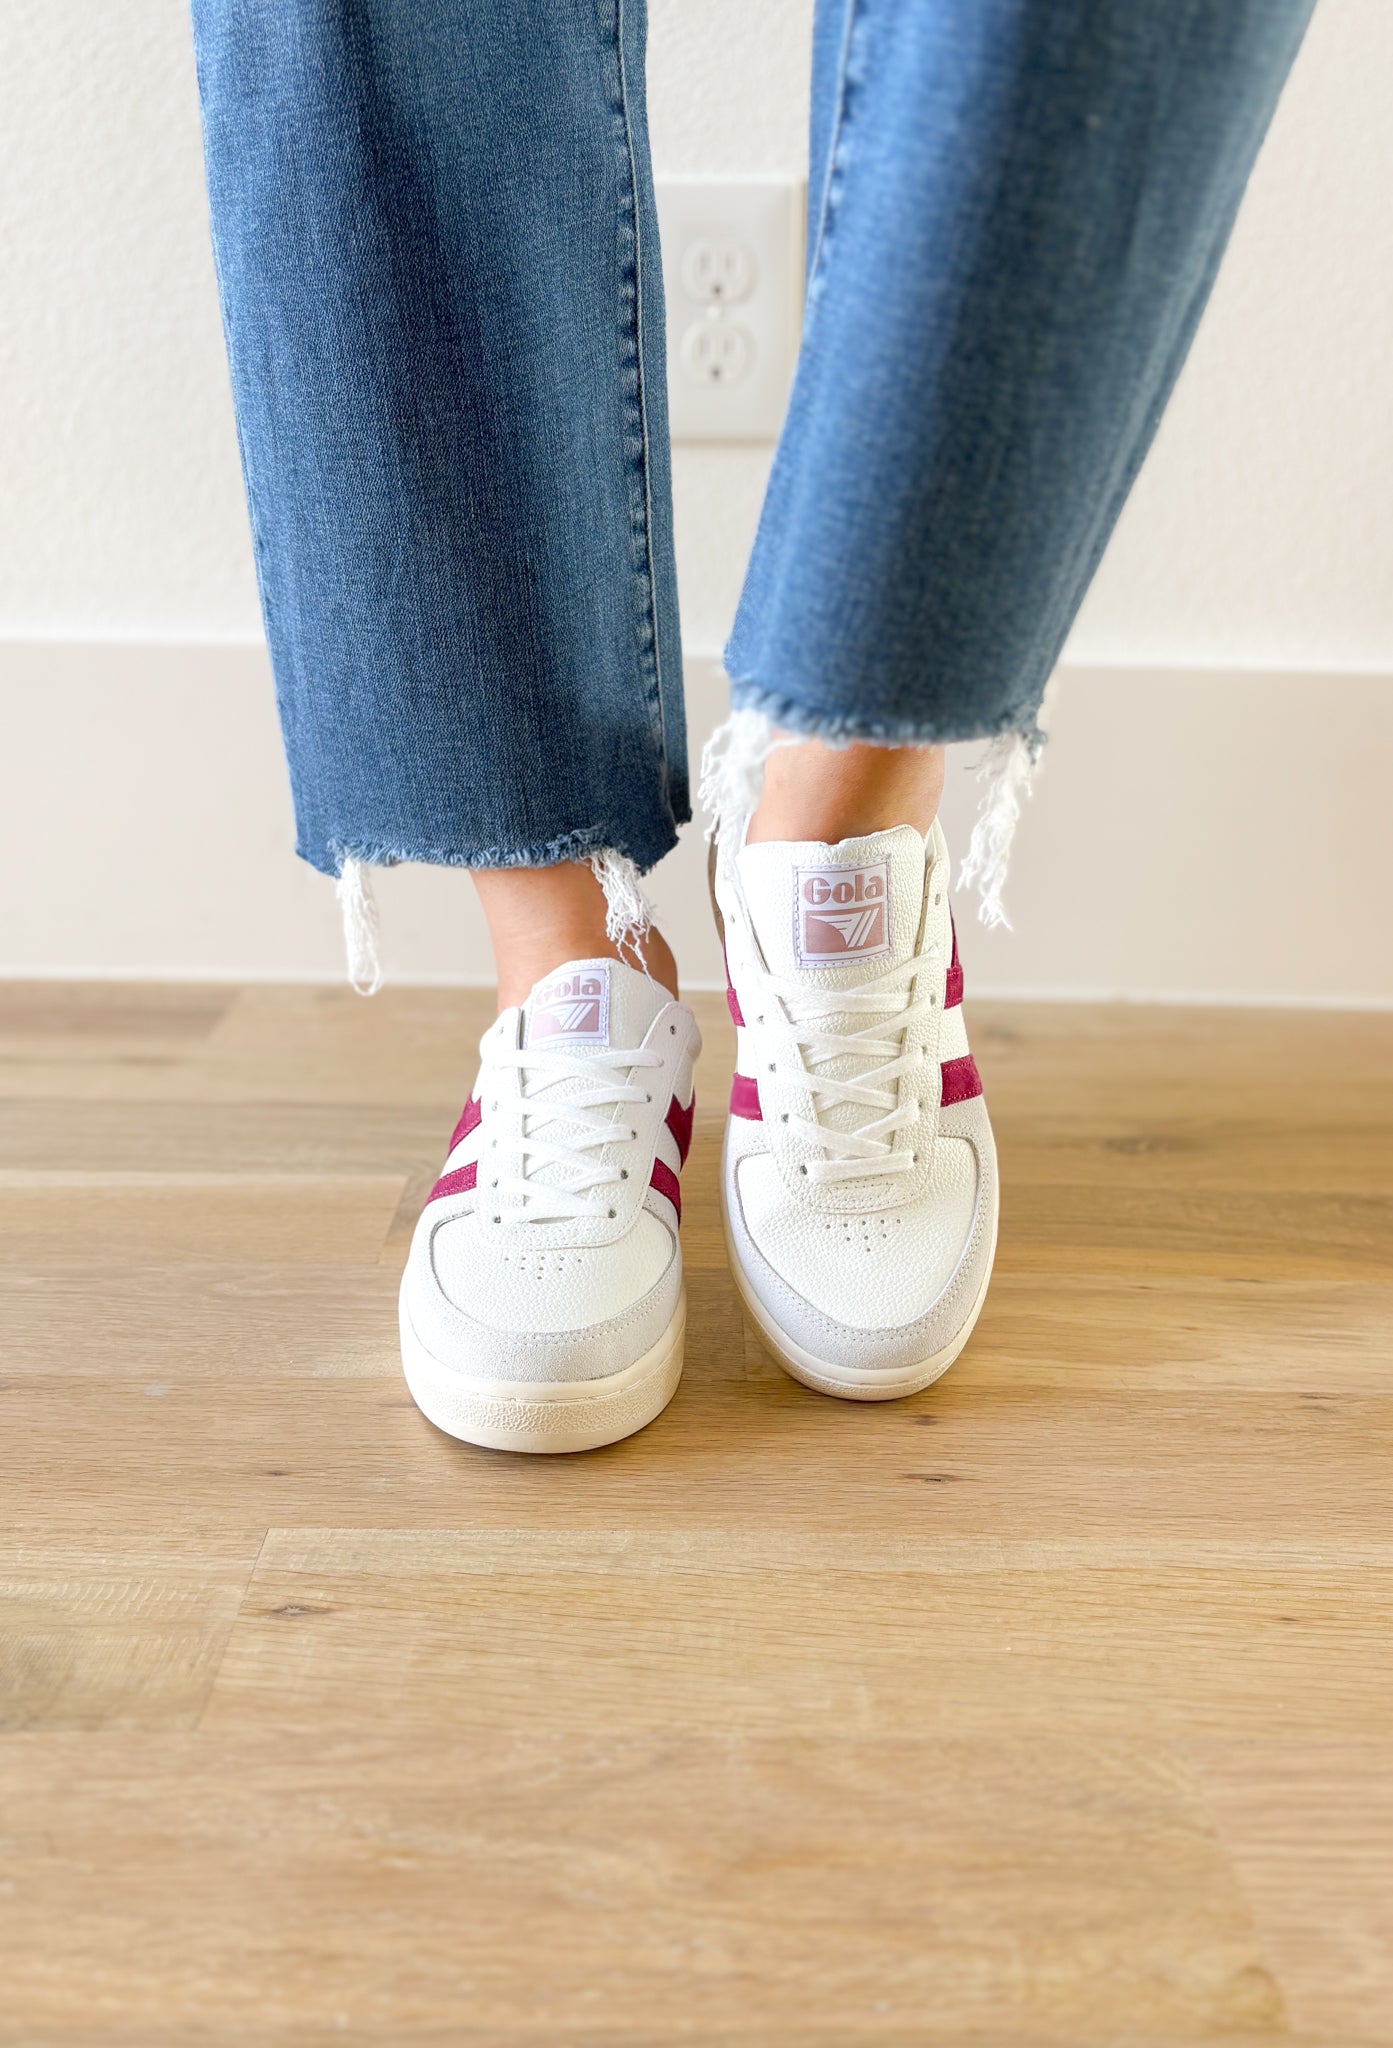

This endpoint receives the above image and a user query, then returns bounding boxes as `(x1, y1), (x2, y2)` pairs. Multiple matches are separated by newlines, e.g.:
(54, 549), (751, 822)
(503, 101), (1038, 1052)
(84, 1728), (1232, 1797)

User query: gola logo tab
(793, 861), (891, 966)
(525, 965), (610, 1046)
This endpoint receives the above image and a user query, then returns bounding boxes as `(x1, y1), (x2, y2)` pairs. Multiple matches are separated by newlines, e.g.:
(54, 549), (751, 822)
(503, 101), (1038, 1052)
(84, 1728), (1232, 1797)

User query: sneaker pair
(399, 819), (998, 1452)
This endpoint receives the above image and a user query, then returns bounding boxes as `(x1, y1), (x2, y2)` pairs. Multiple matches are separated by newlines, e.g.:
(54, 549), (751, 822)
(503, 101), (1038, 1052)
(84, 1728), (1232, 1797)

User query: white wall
(1, 0), (1390, 999)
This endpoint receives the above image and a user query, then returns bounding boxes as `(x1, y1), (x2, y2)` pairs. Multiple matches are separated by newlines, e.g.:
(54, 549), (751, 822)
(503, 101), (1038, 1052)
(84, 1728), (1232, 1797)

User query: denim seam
(611, 0), (672, 801)
(1035, 229), (1247, 714)
(805, 0), (862, 296)
(191, 78), (291, 763)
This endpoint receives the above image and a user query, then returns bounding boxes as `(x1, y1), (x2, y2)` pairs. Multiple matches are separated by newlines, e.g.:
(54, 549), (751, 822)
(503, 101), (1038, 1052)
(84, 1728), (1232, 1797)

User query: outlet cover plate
(655, 176), (805, 443)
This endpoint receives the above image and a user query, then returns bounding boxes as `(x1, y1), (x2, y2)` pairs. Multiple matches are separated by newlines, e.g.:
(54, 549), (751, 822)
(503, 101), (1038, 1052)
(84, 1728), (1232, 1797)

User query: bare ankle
(747, 736), (945, 845)
(472, 861), (677, 1011)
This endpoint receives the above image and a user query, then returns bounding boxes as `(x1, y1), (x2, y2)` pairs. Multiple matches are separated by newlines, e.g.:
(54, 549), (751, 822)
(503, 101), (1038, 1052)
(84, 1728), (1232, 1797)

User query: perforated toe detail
(430, 1209), (672, 1335)
(735, 1141), (977, 1330)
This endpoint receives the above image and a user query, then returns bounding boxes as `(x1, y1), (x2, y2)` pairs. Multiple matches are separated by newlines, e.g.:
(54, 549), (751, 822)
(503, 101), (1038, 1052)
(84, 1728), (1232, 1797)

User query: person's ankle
(492, 927), (678, 1014)
(746, 735), (945, 845)
(472, 861), (677, 1013)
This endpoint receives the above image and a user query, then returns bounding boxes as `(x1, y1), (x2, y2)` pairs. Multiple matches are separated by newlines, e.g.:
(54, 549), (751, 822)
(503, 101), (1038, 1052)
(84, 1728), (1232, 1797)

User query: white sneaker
(400, 959), (701, 1453)
(714, 819), (998, 1400)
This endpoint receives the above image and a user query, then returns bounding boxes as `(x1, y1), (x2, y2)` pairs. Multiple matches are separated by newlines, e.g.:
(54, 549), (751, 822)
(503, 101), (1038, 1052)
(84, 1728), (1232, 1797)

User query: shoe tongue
(521, 958), (668, 1053)
(512, 960), (669, 1202)
(736, 825), (927, 988)
(737, 827), (928, 1177)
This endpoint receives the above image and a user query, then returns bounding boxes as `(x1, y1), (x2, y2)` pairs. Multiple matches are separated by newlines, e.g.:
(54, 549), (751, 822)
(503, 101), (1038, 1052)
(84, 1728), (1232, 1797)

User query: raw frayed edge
(699, 709), (794, 845)
(335, 859), (383, 997)
(702, 697), (1050, 933)
(589, 847), (655, 971)
(957, 714), (1050, 932)
(331, 847), (655, 996)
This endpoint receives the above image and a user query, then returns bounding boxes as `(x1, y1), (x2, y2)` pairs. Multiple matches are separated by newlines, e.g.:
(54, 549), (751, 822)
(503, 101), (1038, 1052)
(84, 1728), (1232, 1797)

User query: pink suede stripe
(447, 1096), (482, 1154)
(940, 1054), (983, 1105)
(729, 1073), (763, 1120)
(945, 915), (963, 1007)
(649, 1158), (682, 1221)
(428, 1161), (478, 1203)
(665, 1092), (694, 1164)
(722, 944), (745, 1027)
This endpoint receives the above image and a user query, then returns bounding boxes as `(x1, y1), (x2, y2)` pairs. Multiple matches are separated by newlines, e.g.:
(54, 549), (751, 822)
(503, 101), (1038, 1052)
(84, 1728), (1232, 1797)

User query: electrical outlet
(655, 177), (804, 442)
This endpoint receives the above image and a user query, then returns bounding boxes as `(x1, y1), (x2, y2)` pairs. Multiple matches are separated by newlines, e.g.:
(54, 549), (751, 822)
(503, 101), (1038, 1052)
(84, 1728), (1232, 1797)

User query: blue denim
(729, 0), (1316, 747)
(193, 0), (682, 879)
(192, 0), (1313, 882)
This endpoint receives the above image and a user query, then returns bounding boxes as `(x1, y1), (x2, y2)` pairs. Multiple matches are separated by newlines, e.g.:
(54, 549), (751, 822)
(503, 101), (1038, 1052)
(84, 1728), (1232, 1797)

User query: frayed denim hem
(702, 688), (1051, 933)
(722, 680), (1042, 752)
(314, 819), (676, 880)
(319, 822), (675, 996)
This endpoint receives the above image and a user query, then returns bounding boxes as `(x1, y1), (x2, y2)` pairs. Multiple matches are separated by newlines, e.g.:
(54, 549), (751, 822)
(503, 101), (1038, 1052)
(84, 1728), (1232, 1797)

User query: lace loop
(482, 1041), (663, 1224)
(761, 949), (938, 1185)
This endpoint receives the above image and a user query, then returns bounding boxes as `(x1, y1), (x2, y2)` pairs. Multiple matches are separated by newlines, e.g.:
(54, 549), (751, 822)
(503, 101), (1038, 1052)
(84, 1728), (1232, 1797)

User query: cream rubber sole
(723, 1196), (998, 1402)
(399, 1282), (686, 1454)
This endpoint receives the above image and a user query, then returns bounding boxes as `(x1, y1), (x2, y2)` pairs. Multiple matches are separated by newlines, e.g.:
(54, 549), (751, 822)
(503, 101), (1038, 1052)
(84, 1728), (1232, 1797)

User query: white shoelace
(478, 1042), (664, 1224)
(759, 949), (939, 1184)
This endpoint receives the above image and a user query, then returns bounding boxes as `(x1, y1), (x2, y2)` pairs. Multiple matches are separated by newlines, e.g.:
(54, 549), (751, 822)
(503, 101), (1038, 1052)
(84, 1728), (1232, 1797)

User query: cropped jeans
(192, 0), (1313, 948)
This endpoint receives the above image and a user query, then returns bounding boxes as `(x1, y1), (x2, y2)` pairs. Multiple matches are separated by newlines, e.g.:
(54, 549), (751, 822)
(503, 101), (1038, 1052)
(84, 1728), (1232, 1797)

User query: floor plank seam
(192, 1525), (275, 1732)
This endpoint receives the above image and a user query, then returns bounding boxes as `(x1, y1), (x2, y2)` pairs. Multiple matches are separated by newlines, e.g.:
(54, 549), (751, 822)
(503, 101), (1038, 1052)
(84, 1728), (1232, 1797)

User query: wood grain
(0, 1533), (263, 1731)
(0, 1171), (404, 1264)
(1189, 1743), (1393, 2038)
(0, 1734), (1281, 2036)
(0, 981), (1389, 2041)
(204, 1532), (1393, 1740)
(5, 1376), (1390, 1541)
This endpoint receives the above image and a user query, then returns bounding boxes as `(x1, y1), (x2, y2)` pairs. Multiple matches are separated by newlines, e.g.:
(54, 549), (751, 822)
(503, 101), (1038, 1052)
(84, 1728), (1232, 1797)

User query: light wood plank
(0, 1172), (404, 1264)
(0, 1533), (263, 1730)
(0, 2036), (1371, 2048)
(0, 1734), (1282, 2036)
(973, 1002), (1393, 1119)
(1190, 1742), (1393, 2038)
(204, 1531), (1393, 1739)
(185, 982), (497, 1108)
(5, 1374), (1389, 1542)
(0, 981), (489, 1104)
(0, 979), (232, 1061)
(2, 982), (1390, 2038)
(997, 1115), (1393, 1196)
(990, 1183), (1392, 1280)
(0, 1097), (442, 1174)
(967, 1275), (1393, 1390)
(0, 1262), (742, 1382)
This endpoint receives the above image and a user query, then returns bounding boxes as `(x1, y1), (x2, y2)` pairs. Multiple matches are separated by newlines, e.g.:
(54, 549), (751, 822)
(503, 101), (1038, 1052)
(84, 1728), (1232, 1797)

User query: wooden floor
(1, 980), (1391, 2046)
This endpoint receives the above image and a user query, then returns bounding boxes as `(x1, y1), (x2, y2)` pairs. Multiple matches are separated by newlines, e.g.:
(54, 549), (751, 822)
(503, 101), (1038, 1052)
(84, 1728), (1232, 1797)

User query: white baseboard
(1, 638), (1389, 1004)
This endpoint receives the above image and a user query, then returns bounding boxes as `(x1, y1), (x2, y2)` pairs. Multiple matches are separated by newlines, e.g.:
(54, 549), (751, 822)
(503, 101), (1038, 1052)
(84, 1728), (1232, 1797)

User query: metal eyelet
(620, 1168), (629, 1180)
(607, 1208), (616, 1219)
(780, 1113), (788, 1123)
(798, 1164), (808, 1176)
